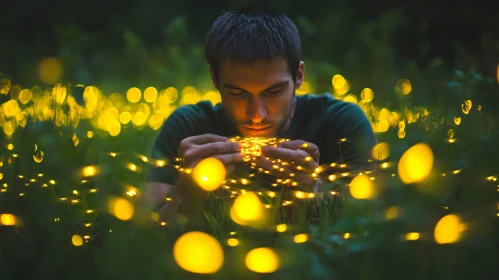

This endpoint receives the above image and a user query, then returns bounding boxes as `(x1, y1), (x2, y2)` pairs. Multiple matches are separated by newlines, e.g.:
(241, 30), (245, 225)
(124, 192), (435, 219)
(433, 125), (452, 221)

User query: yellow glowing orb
(293, 233), (308, 243)
(245, 247), (279, 273)
(396, 79), (412, 95)
(3, 121), (14, 136)
(434, 214), (462, 244)
(83, 166), (97, 177)
(119, 111), (132, 124)
(227, 238), (239, 247)
(398, 143), (434, 184)
(332, 74), (346, 89)
(276, 224), (287, 232)
(232, 192), (263, 223)
(371, 142), (390, 161)
(296, 81), (311, 95)
(126, 87), (141, 103)
(192, 157), (226, 191)
(72, 234), (83, 246)
(0, 214), (16, 225)
(33, 150), (44, 163)
(173, 231), (224, 274)
(108, 197), (134, 221)
(343, 94), (358, 104)
(461, 100), (472, 114)
(107, 118), (121, 136)
(361, 88), (374, 102)
(398, 130), (406, 139)
(349, 174), (375, 199)
(144, 87), (158, 103)
(19, 89), (31, 104)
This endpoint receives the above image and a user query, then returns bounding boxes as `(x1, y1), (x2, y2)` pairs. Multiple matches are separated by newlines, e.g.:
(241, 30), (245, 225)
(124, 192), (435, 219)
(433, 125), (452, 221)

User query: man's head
(205, 6), (305, 137)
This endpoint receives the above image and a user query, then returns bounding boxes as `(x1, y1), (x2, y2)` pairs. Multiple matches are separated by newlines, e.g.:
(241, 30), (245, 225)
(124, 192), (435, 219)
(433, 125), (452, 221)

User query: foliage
(1, 3), (499, 279)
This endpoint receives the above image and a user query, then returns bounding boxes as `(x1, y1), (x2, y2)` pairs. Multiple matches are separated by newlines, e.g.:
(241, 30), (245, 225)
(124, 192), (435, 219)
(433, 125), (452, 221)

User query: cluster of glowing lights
(1, 72), (457, 143)
(0, 80), (223, 138)
(228, 136), (290, 162)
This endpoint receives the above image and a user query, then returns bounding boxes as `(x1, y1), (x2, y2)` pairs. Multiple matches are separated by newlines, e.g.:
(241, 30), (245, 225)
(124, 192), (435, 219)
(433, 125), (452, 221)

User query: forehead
(218, 58), (290, 85)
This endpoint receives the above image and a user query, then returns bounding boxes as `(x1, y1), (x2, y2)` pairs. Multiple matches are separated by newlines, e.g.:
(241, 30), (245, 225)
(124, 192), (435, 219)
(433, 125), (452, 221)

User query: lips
(245, 126), (272, 130)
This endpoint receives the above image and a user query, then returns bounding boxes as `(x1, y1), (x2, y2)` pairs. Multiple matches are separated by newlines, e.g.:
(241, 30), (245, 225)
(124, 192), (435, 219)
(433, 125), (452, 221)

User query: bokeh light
(126, 87), (141, 103)
(119, 111), (132, 124)
(371, 142), (390, 160)
(343, 94), (358, 103)
(361, 88), (374, 102)
(173, 231), (224, 274)
(202, 90), (222, 105)
(293, 233), (308, 243)
(349, 174), (375, 199)
(83, 166), (97, 177)
(395, 79), (412, 95)
(398, 143), (434, 184)
(0, 214), (16, 226)
(245, 247), (279, 274)
(19, 89), (31, 104)
(227, 238), (239, 247)
(231, 192), (263, 224)
(192, 157), (226, 191)
(72, 234), (83, 246)
(296, 81), (311, 95)
(461, 100), (472, 114)
(332, 74), (346, 88)
(434, 214), (462, 244)
(108, 197), (134, 221)
(143, 87), (158, 103)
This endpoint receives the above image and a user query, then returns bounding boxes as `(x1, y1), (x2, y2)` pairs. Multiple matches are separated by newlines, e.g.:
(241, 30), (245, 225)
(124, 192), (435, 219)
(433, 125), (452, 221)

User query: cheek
(223, 99), (246, 119)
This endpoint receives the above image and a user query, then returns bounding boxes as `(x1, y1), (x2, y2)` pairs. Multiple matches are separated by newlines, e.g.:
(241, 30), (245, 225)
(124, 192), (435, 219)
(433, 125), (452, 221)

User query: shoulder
(168, 101), (217, 122)
(296, 93), (367, 122)
(161, 100), (221, 131)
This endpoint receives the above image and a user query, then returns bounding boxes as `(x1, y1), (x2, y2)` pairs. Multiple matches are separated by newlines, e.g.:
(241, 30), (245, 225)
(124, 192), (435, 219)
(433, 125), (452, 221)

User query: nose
(246, 96), (267, 124)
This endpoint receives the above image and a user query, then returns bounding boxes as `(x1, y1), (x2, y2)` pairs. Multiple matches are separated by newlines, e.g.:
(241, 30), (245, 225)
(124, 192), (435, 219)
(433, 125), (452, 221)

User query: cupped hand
(256, 140), (320, 189)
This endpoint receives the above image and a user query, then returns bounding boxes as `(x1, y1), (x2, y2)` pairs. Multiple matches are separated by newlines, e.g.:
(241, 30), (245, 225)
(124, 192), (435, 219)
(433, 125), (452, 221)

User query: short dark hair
(205, 6), (302, 85)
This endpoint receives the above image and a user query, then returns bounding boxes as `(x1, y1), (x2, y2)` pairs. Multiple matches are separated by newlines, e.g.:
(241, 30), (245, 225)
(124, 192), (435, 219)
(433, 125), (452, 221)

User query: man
(144, 7), (376, 221)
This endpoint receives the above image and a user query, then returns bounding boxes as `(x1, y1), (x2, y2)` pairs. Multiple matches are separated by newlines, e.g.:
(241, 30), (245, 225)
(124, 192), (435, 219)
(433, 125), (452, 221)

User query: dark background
(1, 0), (498, 92)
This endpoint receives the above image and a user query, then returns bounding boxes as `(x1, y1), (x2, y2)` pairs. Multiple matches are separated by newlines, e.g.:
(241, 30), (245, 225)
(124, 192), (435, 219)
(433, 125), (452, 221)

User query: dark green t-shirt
(147, 93), (376, 186)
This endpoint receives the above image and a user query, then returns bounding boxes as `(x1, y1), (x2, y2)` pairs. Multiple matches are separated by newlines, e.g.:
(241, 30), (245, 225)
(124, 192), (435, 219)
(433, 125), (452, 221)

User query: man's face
(211, 59), (304, 137)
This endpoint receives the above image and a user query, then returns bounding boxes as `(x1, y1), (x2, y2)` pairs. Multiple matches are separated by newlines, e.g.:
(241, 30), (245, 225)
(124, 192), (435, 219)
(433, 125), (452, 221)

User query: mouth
(244, 125), (273, 131)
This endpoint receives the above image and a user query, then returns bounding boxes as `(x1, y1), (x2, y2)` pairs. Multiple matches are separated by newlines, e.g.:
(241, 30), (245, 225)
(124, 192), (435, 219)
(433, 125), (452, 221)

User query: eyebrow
(223, 80), (289, 92)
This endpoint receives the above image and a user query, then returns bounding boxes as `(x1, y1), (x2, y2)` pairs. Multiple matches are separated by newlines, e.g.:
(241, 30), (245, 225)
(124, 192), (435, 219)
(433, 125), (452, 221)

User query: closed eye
(266, 88), (282, 94)
(228, 90), (245, 96)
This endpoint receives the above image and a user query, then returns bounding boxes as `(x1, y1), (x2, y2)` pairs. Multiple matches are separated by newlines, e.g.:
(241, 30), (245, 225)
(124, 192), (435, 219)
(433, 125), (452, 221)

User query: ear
(208, 65), (219, 90)
(295, 61), (305, 88)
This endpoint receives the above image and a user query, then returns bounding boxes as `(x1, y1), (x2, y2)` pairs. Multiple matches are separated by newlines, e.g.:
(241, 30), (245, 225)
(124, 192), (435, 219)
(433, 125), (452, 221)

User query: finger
(185, 133), (229, 145)
(278, 140), (320, 163)
(179, 134), (229, 158)
(211, 152), (243, 166)
(192, 141), (241, 159)
(262, 146), (315, 169)
(187, 152), (243, 169)
(183, 142), (241, 166)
